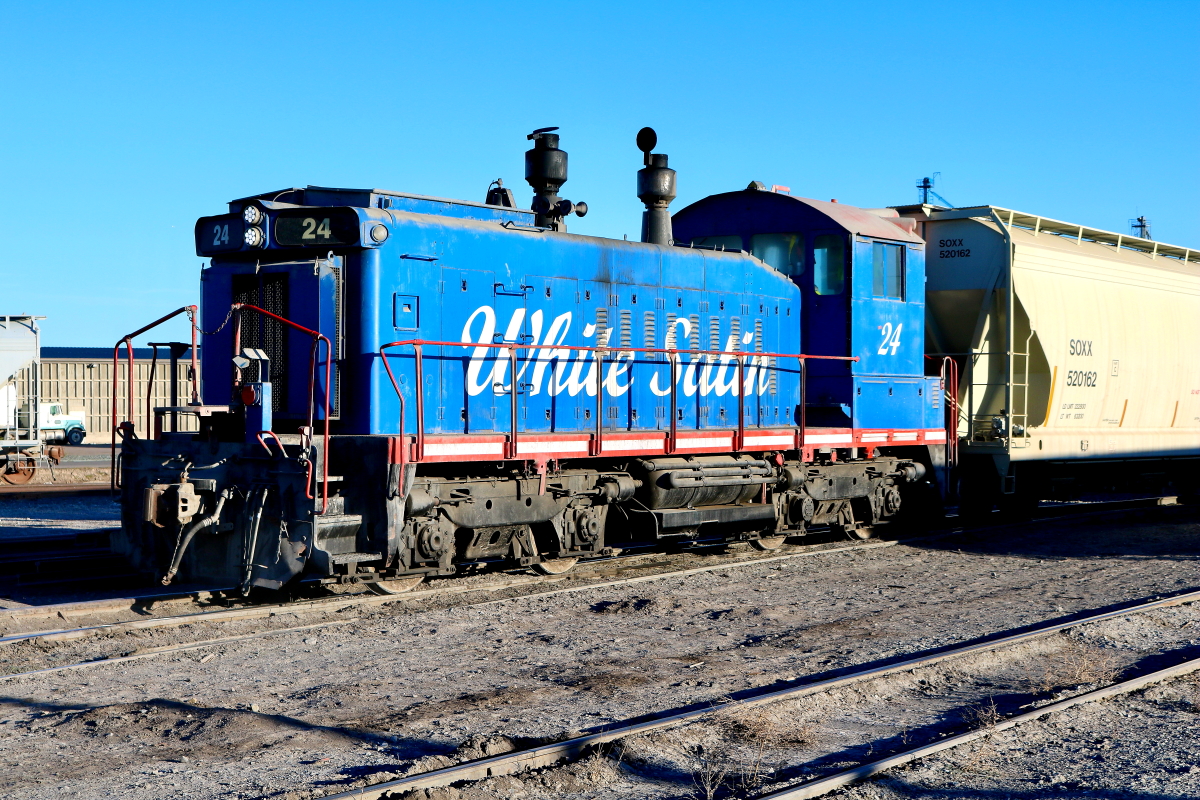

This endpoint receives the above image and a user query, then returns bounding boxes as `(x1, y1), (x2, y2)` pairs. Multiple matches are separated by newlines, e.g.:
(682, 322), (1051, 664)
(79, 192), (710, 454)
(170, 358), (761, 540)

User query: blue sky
(2, 1), (1196, 347)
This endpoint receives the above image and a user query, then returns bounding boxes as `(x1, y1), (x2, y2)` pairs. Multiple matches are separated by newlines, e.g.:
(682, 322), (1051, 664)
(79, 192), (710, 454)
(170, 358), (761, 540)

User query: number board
(195, 214), (246, 255)
(274, 209), (360, 247)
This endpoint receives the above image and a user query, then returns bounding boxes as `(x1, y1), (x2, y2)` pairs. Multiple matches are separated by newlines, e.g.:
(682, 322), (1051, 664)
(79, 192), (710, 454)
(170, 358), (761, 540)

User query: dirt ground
(0, 504), (1196, 798)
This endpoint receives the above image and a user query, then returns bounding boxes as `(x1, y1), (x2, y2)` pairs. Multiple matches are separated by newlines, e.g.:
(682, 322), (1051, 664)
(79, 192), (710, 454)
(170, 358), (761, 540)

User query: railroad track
(0, 527), (142, 592)
(0, 481), (111, 498)
(757, 653), (1200, 799)
(0, 533), (914, 669)
(314, 586), (1200, 800)
(0, 498), (1184, 655)
(0, 495), (1173, 600)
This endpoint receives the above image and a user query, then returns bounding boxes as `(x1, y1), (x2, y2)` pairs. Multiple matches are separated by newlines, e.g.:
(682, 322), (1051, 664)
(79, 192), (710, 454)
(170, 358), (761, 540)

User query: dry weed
(630, 698), (826, 799)
(1029, 637), (1120, 694)
(966, 696), (1002, 730)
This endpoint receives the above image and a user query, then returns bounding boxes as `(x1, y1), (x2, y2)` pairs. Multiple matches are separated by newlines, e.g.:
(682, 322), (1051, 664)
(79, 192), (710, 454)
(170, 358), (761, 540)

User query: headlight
(243, 206), (263, 225)
(370, 224), (389, 243)
(244, 226), (265, 247)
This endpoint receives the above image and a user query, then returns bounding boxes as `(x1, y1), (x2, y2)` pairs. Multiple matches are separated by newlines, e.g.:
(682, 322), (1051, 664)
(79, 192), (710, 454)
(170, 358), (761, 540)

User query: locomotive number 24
(301, 218), (333, 240)
(877, 322), (903, 355)
(212, 224), (229, 246)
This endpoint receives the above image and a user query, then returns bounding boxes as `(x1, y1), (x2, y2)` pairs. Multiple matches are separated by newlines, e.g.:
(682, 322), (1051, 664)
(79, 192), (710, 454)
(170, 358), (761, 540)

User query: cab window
(872, 242), (904, 299)
(690, 235), (743, 251)
(750, 233), (805, 276)
(813, 234), (845, 295)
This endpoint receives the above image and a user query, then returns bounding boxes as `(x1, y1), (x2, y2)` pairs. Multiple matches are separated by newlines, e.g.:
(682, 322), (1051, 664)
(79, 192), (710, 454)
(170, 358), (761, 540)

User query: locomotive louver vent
(665, 313), (677, 350)
(688, 315), (700, 350)
(620, 310), (632, 349)
(595, 307), (608, 344)
(754, 319), (763, 351)
(709, 317), (720, 351)
(329, 263), (342, 419)
(730, 317), (741, 351)
(643, 311), (656, 360)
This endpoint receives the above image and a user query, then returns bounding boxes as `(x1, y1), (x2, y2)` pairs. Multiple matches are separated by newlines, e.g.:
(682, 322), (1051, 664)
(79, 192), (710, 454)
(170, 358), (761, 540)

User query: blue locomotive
(114, 128), (942, 594)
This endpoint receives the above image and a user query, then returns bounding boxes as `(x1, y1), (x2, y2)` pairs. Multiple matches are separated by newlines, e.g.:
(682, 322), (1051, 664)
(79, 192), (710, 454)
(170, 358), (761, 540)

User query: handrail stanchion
(799, 358), (807, 455)
(593, 349), (604, 456)
(735, 354), (745, 451)
(126, 340), (135, 434)
(508, 345), (519, 459)
(413, 344), (426, 461)
(668, 350), (678, 454)
(188, 308), (200, 403)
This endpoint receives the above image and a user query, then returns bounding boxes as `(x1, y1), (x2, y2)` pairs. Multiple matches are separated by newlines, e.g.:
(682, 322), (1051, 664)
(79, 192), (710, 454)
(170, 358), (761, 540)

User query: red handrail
(232, 303), (333, 514)
(924, 354), (960, 469)
(110, 306), (198, 492)
(379, 338), (858, 492)
(942, 356), (959, 468)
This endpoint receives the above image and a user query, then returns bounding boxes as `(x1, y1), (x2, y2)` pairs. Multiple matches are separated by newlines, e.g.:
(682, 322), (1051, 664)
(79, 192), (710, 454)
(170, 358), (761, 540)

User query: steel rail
(1, 498), (1176, 645)
(758, 654), (1200, 799)
(313, 584), (1200, 799)
(0, 536), (916, 652)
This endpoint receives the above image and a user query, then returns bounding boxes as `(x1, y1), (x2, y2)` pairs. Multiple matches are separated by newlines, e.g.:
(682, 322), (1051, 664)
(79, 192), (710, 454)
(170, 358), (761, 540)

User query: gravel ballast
(0, 504), (1194, 798)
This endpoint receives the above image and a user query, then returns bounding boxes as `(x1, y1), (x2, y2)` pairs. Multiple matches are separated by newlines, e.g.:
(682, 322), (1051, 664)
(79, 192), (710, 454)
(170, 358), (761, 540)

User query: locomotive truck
(111, 128), (1200, 594)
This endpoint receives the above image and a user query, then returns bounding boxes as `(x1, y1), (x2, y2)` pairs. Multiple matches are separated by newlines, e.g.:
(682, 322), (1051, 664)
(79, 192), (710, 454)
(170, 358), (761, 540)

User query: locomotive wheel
(532, 557), (578, 575)
(1, 463), (36, 485)
(751, 535), (788, 551)
(366, 576), (425, 595)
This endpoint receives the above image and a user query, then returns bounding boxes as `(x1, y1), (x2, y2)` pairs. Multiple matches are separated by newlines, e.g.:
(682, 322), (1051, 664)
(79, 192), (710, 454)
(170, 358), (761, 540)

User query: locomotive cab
(673, 186), (942, 439)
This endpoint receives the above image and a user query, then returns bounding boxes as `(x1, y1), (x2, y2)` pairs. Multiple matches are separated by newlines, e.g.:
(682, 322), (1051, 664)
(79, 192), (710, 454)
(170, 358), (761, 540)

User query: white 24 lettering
(877, 322), (902, 355)
(301, 218), (332, 240)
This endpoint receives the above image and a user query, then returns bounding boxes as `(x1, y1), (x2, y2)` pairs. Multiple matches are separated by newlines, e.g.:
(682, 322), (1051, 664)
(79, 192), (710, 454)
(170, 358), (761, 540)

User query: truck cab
(40, 403), (86, 445)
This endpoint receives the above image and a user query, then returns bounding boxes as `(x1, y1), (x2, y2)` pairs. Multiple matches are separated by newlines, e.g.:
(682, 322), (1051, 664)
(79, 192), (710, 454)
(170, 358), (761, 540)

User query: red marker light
(240, 385), (259, 406)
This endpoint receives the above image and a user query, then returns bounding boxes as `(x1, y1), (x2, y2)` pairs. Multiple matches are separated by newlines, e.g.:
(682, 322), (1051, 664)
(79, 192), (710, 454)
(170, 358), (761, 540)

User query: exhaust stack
(524, 127), (587, 231)
(636, 127), (676, 245)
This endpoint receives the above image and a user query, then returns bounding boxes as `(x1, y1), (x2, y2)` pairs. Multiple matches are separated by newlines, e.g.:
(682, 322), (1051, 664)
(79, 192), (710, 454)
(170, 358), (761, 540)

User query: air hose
(162, 488), (232, 585)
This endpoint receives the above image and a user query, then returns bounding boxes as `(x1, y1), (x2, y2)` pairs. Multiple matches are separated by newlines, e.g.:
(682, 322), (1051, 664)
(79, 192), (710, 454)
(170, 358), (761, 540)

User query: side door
(439, 268), (527, 434)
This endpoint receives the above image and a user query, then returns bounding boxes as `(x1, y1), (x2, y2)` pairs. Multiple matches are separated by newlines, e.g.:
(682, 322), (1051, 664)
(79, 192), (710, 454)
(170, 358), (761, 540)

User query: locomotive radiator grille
(232, 272), (289, 414)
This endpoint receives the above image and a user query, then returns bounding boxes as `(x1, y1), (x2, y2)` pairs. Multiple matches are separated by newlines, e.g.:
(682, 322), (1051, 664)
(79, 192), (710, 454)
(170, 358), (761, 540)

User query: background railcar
(896, 204), (1200, 513)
